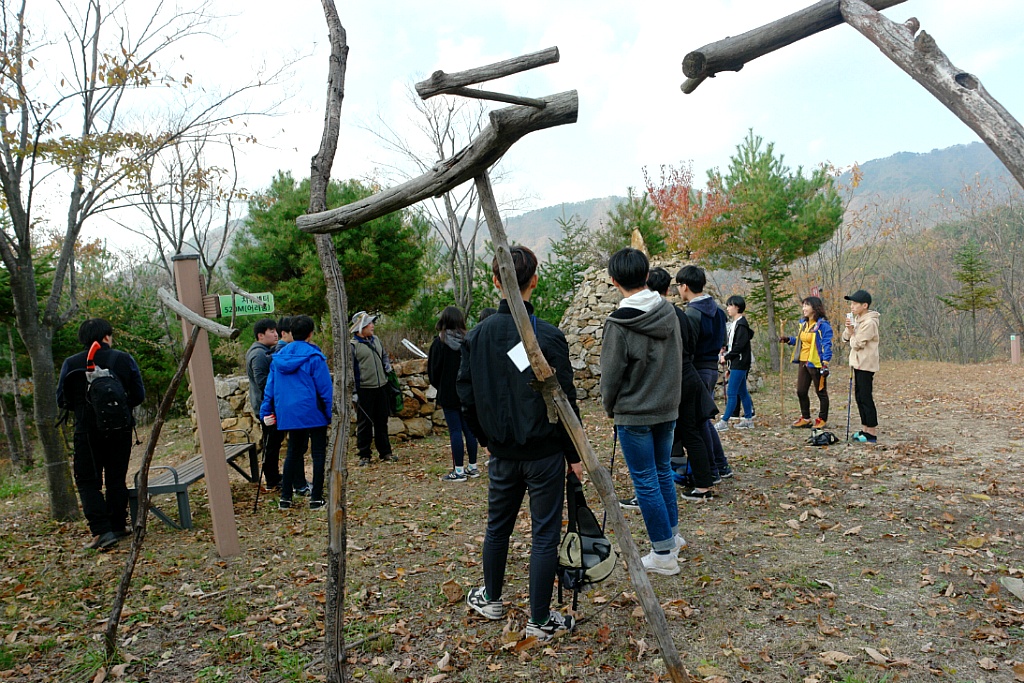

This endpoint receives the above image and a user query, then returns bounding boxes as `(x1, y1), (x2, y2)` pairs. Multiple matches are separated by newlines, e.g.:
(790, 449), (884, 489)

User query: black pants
(484, 452), (565, 625)
(72, 429), (132, 536)
(356, 386), (392, 460)
(261, 423), (307, 489)
(854, 369), (878, 428)
(282, 426), (327, 502)
(796, 362), (829, 421)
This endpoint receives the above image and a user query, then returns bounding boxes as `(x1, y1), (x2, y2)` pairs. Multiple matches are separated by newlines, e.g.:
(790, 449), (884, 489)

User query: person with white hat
(350, 311), (395, 465)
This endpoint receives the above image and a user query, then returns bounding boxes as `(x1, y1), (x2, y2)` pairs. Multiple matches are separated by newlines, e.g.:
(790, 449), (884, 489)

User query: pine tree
(939, 239), (999, 363)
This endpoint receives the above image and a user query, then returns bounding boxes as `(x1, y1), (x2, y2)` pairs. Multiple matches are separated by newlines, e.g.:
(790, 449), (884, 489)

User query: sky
(30, 0), (1024, 247)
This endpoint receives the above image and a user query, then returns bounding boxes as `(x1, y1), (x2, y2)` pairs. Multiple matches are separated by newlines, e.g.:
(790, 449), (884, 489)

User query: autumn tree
(705, 131), (844, 370)
(0, 0), (283, 519)
(644, 161), (729, 259)
(940, 239), (1000, 363)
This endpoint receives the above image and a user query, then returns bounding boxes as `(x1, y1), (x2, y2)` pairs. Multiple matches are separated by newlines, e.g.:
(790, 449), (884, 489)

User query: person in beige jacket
(842, 290), (880, 443)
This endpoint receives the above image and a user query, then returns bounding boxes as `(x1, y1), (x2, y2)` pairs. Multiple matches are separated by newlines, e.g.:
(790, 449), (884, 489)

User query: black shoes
(85, 531), (119, 550)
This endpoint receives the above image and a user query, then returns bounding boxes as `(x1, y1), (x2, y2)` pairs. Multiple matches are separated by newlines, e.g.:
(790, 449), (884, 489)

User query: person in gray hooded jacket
(601, 248), (686, 576)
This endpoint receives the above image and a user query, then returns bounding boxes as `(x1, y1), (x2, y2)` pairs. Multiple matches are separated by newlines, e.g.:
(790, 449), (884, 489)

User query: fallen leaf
(440, 579), (463, 604)
(514, 636), (539, 652)
(843, 526), (862, 536)
(436, 652), (451, 672)
(1012, 662), (1024, 681)
(110, 663), (129, 678)
(959, 536), (986, 549)
(425, 675), (447, 683)
(979, 658), (998, 671)
(819, 651), (854, 666)
(967, 493), (991, 501)
(863, 647), (889, 663)
(1000, 577), (1024, 602)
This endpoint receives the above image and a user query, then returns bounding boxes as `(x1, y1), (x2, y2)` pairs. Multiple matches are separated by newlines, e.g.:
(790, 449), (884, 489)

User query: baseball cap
(844, 290), (872, 305)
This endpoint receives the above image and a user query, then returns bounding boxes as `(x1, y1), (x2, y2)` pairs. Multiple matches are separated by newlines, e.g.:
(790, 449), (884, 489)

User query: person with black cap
(842, 290), (880, 443)
(350, 310), (395, 465)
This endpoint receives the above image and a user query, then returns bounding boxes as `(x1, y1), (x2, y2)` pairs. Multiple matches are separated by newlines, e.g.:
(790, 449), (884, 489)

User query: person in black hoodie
(715, 295), (755, 431)
(428, 306), (479, 482)
(458, 246), (580, 641)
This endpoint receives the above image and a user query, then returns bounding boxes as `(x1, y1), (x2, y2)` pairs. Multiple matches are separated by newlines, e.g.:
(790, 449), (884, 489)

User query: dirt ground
(1, 360), (1022, 683)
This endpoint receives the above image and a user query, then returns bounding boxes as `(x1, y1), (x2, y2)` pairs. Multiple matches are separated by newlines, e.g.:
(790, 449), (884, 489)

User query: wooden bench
(128, 431), (259, 530)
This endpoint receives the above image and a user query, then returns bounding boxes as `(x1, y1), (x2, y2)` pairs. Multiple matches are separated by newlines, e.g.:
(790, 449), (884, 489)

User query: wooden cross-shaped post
(298, 47), (692, 683)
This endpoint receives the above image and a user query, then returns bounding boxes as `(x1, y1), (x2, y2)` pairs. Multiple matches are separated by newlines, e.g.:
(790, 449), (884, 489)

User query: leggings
(796, 362), (829, 421)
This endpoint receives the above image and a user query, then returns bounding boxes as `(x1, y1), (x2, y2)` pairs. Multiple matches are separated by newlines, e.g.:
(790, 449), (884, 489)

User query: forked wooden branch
(475, 172), (691, 683)
(680, 0), (907, 94)
(295, 91), (578, 234)
(841, 0), (1024, 191)
(157, 288), (240, 340)
(415, 46), (559, 99)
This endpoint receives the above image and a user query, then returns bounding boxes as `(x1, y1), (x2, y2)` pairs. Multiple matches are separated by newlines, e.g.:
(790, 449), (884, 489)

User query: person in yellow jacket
(842, 290), (880, 443)
(780, 296), (833, 429)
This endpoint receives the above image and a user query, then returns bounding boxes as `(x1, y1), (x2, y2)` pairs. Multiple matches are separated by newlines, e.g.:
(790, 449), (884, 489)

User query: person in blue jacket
(780, 296), (833, 428)
(260, 315), (333, 511)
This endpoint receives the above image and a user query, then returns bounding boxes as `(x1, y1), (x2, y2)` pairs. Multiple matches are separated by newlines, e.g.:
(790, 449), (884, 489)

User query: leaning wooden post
(476, 172), (691, 683)
(171, 254), (240, 557)
(840, 0), (1024, 191)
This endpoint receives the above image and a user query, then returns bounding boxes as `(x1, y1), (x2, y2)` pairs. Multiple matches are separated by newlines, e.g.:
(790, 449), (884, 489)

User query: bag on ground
(558, 473), (617, 593)
(807, 428), (840, 447)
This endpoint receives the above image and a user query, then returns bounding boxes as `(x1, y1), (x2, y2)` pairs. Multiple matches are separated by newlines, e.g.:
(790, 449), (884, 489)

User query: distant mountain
(504, 142), (1016, 258)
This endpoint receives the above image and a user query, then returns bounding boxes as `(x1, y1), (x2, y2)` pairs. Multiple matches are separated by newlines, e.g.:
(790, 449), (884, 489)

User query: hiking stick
(602, 427), (618, 531)
(252, 426), (270, 513)
(845, 371), (854, 442)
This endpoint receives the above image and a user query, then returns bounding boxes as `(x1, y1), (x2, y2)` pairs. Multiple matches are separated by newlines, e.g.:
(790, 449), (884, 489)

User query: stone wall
(192, 358), (447, 445)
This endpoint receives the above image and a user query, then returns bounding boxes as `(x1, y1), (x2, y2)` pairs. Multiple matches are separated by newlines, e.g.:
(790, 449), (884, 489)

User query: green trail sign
(218, 292), (274, 317)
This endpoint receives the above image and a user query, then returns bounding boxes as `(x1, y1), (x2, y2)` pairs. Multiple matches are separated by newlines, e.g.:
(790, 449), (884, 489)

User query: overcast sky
(34, 0), (1024, 245)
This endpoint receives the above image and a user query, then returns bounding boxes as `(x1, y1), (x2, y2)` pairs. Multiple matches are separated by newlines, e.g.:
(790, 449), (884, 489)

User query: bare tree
(112, 133), (246, 290)
(368, 90), (517, 316)
(0, 0), (283, 519)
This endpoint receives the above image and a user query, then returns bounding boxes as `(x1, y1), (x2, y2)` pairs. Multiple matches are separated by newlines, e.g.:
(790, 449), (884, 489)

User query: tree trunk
(24, 323), (79, 520)
(309, 2), (350, 681)
(8, 328), (31, 468)
(0, 394), (20, 466)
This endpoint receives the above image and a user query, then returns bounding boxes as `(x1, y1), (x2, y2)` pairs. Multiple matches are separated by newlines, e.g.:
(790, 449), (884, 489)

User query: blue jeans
(282, 426), (327, 502)
(723, 369), (754, 420)
(483, 452), (565, 624)
(697, 368), (730, 476)
(617, 421), (678, 551)
(442, 407), (478, 468)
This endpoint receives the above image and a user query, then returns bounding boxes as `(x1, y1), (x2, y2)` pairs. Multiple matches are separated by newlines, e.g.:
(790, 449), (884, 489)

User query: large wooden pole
(171, 254), (240, 557)
(475, 173), (692, 683)
(680, 0), (907, 93)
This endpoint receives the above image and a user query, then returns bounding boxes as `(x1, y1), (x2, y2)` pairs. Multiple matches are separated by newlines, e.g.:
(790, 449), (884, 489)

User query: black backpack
(85, 343), (133, 433)
(807, 428), (840, 447)
(557, 473), (618, 610)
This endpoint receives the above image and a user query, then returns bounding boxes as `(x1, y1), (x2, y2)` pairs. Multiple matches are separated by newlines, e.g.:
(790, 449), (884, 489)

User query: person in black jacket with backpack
(716, 295), (756, 431)
(428, 306), (479, 482)
(56, 318), (145, 550)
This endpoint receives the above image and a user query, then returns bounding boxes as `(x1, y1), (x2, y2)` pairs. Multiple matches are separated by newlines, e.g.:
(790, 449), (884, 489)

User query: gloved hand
(820, 366), (830, 378)
(263, 414), (276, 426)
(352, 393), (358, 403)
(778, 336), (789, 344)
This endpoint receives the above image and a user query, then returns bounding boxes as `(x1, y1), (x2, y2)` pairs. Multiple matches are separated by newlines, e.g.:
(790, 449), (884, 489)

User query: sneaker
(278, 499), (292, 510)
(641, 550), (680, 576)
(681, 488), (715, 501)
(670, 534), (688, 558)
(736, 418), (754, 429)
(380, 454), (394, 463)
(466, 587), (505, 620)
(813, 418), (827, 429)
(465, 466), (481, 478)
(358, 457), (370, 467)
(713, 419), (729, 432)
(719, 466), (734, 479)
(791, 417), (813, 428)
(309, 500), (326, 510)
(525, 611), (575, 641)
(711, 473), (722, 485)
(441, 470), (468, 482)
(294, 484), (312, 497)
(619, 496), (639, 511)
(852, 432), (877, 443)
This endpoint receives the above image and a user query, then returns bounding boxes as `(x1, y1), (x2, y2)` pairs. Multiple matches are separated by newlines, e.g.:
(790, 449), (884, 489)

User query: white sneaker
(713, 419), (729, 432)
(641, 550), (680, 576)
(736, 418), (754, 429)
(670, 534), (688, 558)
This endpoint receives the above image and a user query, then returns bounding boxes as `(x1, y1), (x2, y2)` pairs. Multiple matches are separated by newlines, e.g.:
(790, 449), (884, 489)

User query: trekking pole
(778, 319), (786, 420)
(601, 427), (618, 532)
(252, 426), (270, 513)
(845, 371), (854, 442)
